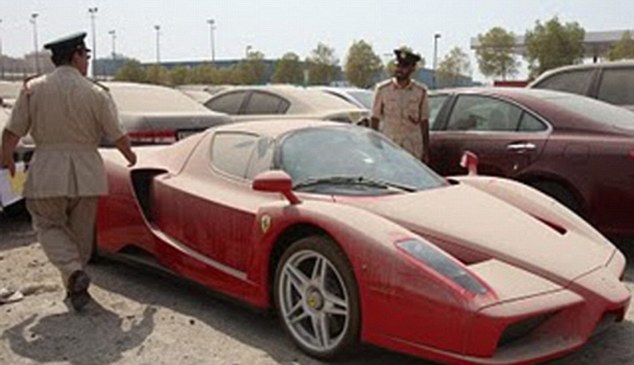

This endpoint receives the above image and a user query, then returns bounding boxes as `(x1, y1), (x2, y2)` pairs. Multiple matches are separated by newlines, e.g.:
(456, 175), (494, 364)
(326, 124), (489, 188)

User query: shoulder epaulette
(88, 78), (110, 92)
(375, 79), (392, 90)
(22, 74), (42, 95)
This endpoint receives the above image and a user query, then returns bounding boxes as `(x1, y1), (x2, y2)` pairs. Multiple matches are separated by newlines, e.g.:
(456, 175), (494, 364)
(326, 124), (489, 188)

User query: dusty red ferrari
(97, 120), (630, 364)
(428, 88), (634, 238)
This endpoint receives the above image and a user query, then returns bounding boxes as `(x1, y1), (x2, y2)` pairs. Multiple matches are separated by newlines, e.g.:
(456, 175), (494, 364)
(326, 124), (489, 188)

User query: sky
(1, 0), (633, 81)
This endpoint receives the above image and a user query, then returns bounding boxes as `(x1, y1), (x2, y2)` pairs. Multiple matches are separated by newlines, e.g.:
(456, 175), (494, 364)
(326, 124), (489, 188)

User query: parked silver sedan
(204, 85), (370, 124)
(105, 82), (232, 145)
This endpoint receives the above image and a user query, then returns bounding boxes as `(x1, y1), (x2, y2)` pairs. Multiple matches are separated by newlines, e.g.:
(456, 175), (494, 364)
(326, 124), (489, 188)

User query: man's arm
(1, 129), (20, 176)
(420, 89), (431, 163)
(114, 135), (137, 167)
(420, 119), (430, 163)
(370, 86), (384, 131)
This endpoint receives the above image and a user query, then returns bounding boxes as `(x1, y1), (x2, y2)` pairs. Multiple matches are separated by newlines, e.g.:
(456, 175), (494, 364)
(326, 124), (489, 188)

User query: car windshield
(278, 126), (447, 195)
(538, 92), (634, 130)
(347, 90), (374, 109)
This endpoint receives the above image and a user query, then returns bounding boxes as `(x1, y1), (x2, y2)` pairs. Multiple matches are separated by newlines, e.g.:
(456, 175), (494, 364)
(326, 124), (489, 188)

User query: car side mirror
(460, 151), (479, 176)
(252, 170), (301, 205)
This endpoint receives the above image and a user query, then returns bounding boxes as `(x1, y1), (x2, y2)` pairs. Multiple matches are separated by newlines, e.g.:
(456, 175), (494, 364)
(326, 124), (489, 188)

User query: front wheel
(274, 235), (360, 360)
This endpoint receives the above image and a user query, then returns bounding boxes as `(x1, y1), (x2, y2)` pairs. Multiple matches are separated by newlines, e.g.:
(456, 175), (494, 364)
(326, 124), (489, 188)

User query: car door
(151, 131), (276, 273)
(430, 94), (550, 177)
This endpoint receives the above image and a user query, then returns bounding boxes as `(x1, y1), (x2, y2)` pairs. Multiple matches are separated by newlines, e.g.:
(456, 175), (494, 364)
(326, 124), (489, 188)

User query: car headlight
(396, 239), (488, 295)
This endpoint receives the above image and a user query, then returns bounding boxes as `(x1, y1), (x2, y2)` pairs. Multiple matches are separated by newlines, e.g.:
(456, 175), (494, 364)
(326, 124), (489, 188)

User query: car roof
(211, 119), (344, 138)
(104, 81), (215, 114)
(211, 85), (363, 113)
(530, 60), (634, 85)
(430, 87), (634, 134)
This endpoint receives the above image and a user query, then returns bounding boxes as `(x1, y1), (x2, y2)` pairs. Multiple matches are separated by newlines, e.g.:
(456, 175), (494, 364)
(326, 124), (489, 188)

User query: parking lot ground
(1, 214), (632, 365)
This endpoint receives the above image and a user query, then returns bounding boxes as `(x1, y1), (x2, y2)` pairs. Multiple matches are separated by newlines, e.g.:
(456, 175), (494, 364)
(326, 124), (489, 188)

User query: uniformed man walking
(371, 49), (430, 163)
(0, 32), (137, 311)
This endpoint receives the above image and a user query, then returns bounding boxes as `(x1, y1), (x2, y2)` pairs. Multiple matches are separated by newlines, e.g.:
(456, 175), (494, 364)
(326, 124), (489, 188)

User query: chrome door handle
(507, 142), (536, 152)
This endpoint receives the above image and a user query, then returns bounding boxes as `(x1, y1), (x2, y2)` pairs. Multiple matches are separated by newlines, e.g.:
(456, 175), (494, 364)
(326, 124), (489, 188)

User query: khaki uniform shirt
(372, 78), (429, 158)
(6, 66), (125, 198)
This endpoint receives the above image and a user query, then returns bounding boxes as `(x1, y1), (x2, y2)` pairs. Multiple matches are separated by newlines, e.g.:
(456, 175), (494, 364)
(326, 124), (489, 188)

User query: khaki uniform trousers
(26, 197), (98, 290)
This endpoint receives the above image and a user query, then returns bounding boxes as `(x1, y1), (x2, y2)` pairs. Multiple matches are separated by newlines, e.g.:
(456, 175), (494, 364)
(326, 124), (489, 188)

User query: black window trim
(243, 90), (291, 115)
(532, 68), (598, 96)
(438, 93), (553, 135)
(205, 90), (250, 115)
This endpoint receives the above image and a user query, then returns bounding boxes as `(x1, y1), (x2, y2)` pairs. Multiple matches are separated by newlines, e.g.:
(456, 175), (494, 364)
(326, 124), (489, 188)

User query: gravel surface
(1, 213), (632, 365)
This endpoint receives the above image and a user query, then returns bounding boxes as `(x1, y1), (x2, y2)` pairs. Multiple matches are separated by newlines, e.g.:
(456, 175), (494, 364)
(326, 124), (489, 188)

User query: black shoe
(65, 270), (92, 312)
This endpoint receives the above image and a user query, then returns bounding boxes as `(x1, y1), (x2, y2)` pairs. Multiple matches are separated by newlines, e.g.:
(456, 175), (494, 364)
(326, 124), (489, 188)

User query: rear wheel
(531, 181), (582, 215)
(274, 235), (360, 360)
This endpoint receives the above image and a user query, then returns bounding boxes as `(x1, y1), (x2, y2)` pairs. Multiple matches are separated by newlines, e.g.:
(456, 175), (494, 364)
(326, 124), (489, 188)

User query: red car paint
(429, 88), (634, 238)
(97, 121), (630, 364)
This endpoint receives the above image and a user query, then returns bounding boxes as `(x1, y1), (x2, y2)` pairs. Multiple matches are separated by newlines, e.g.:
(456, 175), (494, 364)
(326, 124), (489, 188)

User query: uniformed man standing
(0, 32), (137, 311)
(371, 49), (430, 163)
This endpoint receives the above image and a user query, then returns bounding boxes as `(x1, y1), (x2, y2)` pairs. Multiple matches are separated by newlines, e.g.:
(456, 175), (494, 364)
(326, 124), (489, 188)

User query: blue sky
(1, 0), (632, 81)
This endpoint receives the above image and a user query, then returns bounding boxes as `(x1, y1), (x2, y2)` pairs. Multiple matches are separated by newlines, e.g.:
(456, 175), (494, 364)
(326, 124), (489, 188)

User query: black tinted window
(205, 92), (246, 114)
(429, 95), (449, 130)
(598, 68), (634, 106)
(210, 132), (258, 178)
(518, 112), (547, 132)
(447, 95), (522, 132)
(534, 70), (594, 95)
(244, 92), (287, 115)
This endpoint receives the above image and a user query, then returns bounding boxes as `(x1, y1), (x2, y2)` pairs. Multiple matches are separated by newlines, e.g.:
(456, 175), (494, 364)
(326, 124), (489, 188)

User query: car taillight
(128, 130), (177, 145)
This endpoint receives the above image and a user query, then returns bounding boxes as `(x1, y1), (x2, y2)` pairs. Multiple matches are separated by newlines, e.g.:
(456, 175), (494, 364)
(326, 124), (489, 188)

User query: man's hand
(114, 135), (137, 167)
(408, 115), (421, 125)
(125, 151), (137, 167)
(1, 156), (16, 177)
(2, 129), (21, 177)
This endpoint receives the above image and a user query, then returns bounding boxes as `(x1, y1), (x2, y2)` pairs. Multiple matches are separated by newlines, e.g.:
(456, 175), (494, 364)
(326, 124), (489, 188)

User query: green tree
(145, 64), (170, 85)
(344, 40), (383, 88)
(306, 43), (339, 85)
(170, 66), (189, 85)
(235, 50), (268, 85)
(525, 17), (585, 78)
(114, 59), (146, 82)
(436, 47), (471, 88)
(186, 64), (217, 84)
(475, 27), (519, 80)
(608, 31), (634, 61)
(272, 52), (304, 84)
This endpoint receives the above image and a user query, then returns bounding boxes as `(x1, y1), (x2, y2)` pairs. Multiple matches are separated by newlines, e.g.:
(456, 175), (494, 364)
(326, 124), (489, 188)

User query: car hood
(335, 184), (613, 286)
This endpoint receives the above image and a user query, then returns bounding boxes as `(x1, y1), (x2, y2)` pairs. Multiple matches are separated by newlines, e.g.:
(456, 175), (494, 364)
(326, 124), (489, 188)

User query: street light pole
(30, 13), (40, 74)
(0, 19), (4, 80)
(432, 33), (441, 89)
(154, 25), (161, 64)
(88, 7), (98, 78)
(108, 30), (116, 60)
(245, 45), (252, 59)
(207, 19), (216, 64)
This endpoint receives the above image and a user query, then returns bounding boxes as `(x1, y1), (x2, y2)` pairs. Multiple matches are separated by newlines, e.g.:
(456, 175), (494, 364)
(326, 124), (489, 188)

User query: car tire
(531, 181), (582, 215)
(274, 235), (360, 360)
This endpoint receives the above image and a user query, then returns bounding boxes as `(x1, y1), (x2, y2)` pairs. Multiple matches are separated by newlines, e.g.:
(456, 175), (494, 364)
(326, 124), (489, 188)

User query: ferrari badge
(260, 214), (272, 233)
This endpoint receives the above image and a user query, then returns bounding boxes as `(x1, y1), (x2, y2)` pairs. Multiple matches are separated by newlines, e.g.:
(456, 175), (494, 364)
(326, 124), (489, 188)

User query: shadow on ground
(88, 258), (433, 365)
(2, 302), (156, 365)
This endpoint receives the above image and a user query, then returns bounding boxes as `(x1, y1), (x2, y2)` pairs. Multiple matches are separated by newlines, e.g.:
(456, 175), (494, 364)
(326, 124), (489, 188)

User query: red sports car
(428, 88), (634, 238)
(97, 120), (630, 364)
